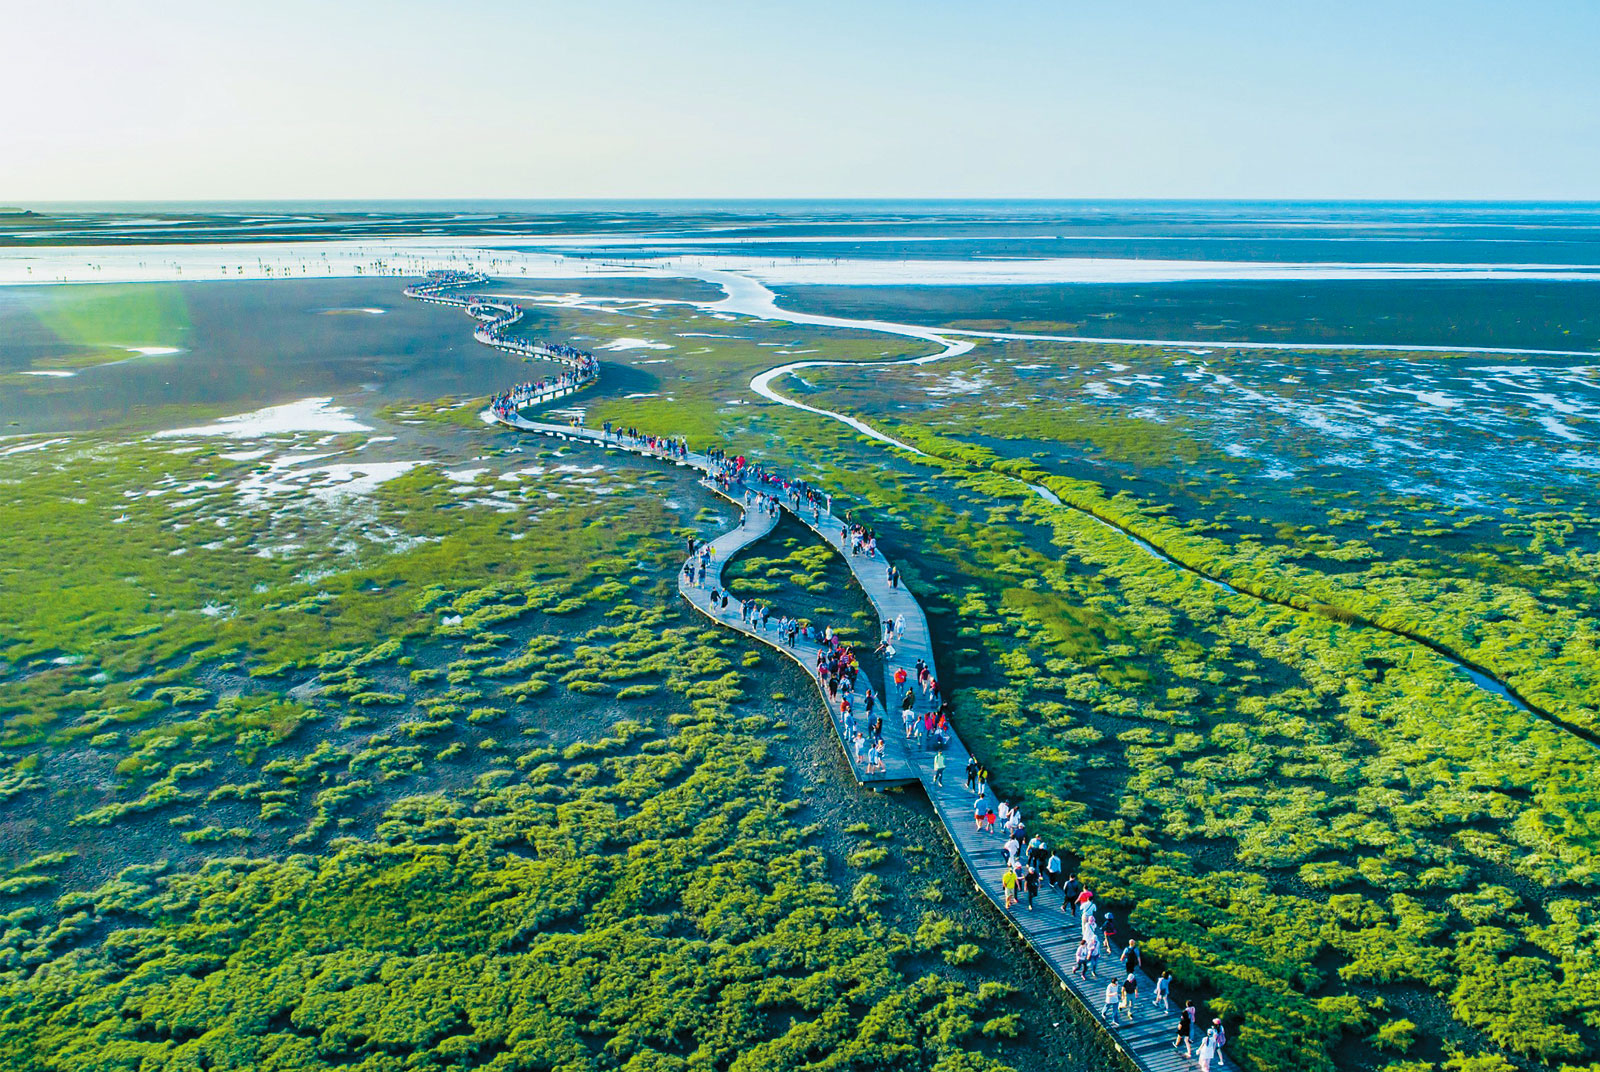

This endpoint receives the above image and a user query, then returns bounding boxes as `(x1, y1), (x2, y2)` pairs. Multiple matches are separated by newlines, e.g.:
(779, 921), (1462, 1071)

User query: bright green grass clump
(0, 403), (1030, 1072)
(0, 628), (1021, 1072)
(523, 306), (1600, 1070)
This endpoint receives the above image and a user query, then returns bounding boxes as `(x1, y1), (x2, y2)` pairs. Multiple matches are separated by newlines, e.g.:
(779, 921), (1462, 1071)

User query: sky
(3, 0), (1598, 202)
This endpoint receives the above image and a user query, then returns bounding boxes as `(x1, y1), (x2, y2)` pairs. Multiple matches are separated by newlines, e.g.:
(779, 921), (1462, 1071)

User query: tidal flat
(3, 261), (1599, 1072)
(0, 276), (1105, 1072)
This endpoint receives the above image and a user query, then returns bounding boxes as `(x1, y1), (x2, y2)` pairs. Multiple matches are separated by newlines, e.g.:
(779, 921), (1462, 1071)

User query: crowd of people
(965, 763), (1231, 1067)
(702, 448), (835, 524)
(601, 421), (689, 460)
(821, 632), (891, 773)
(408, 272), (600, 422)
(686, 532), (892, 768)
(403, 269), (485, 298)
(842, 516), (879, 558)
(487, 402), (1239, 1068)
(489, 366), (593, 419)
(672, 456), (905, 775)
(890, 657), (951, 750)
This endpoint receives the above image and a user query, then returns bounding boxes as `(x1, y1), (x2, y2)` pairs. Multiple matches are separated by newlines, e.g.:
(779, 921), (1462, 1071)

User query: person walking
(1001, 865), (1018, 911)
(965, 756), (978, 793)
(1101, 911), (1119, 954)
(932, 749), (946, 786)
(1198, 1026), (1219, 1072)
(1102, 980), (1120, 1023)
(1152, 970), (1172, 1012)
(1074, 938), (1091, 978)
(1174, 1001), (1198, 1059)
(1119, 973), (1138, 1019)
(1046, 850), (1063, 889)
(1080, 896), (1098, 933)
(976, 766), (988, 799)
(1064, 874), (1083, 915)
(1212, 1018), (1228, 1067)
(1120, 940), (1141, 976)
(1023, 866), (1039, 910)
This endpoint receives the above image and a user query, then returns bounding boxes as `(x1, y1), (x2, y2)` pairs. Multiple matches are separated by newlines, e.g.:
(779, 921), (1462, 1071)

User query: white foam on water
(1377, 386), (1459, 409)
(20, 369), (76, 378)
(1536, 414), (1585, 442)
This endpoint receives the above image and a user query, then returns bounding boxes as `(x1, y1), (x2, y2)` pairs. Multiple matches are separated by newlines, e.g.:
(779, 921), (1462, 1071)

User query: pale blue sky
(4, 0), (1597, 200)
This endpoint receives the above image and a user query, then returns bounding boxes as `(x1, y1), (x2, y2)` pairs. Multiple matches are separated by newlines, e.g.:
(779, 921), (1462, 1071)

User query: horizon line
(11, 197), (1600, 208)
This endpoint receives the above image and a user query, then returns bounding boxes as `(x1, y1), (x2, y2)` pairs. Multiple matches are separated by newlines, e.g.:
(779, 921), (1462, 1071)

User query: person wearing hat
(1198, 1025), (1219, 1072)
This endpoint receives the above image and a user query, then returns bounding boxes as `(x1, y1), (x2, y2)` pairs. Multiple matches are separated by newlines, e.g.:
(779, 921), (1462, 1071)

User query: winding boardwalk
(677, 479), (917, 787)
(405, 265), (1556, 733)
(405, 273), (1209, 1069)
(405, 272), (599, 411)
(489, 416), (1195, 1072)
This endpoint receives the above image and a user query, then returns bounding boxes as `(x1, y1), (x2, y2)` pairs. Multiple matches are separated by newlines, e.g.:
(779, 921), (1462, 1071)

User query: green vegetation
(7, 275), (1595, 1072)
(0, 396), (1036, 1072)
(771, 341), (1600, 1072)
(0, 612), (1022, 1070)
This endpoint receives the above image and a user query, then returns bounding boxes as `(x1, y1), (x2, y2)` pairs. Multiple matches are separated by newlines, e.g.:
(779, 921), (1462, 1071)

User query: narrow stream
(1029, 486), (1539, 718)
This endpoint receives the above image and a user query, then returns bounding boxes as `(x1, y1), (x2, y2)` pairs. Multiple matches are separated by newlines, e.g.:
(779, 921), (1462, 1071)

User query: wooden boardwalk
(496, 415), (1208, 1072)
(677, 482), (918, 787)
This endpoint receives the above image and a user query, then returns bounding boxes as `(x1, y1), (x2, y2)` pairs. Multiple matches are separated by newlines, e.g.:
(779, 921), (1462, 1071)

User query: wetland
(4, 201), (1599, 1072)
